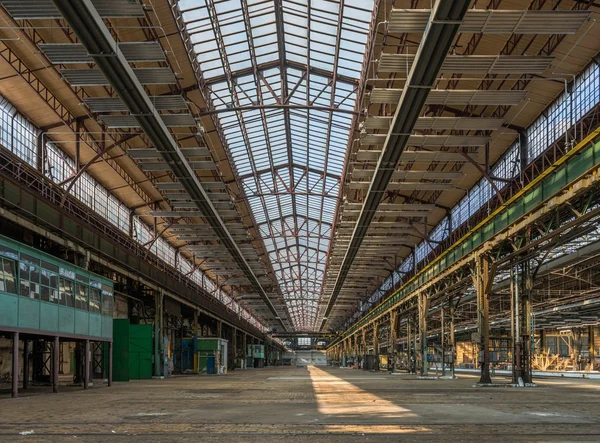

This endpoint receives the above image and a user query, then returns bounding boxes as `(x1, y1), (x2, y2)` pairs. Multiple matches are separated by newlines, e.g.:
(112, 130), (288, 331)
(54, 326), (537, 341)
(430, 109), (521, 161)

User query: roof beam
(51, 0), (287, 332)
(319, 0), (471, 331)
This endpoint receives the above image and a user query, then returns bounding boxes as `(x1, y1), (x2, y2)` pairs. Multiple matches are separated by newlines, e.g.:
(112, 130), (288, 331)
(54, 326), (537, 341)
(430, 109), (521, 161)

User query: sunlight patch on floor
(307, 366), (421, 429)
(324, 424), (430, 434)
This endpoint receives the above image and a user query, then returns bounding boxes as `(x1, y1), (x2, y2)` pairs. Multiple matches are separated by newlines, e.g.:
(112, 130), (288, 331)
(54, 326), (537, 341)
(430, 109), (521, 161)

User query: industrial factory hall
(0, 0), (599, 441)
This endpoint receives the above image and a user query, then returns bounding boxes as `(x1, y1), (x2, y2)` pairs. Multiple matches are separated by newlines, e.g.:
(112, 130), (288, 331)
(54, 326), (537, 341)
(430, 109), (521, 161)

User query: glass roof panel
(180, 0), (373, 330)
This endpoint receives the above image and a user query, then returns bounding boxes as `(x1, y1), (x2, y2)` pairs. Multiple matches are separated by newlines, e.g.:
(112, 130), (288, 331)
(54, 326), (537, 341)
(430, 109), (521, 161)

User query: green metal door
(129, 324), (153, 380)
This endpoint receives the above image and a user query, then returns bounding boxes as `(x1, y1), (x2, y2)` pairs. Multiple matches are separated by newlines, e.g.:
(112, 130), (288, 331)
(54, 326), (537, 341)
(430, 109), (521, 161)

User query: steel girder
(50, 0), (287, 331)
(319, 0), (471, 331)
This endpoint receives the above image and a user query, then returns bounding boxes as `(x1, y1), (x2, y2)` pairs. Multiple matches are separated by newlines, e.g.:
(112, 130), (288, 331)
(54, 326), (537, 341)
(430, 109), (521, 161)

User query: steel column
(242, 333), (247, 368)
(232, 328), (237, 370)
(418, 292), (429, 376)
(390, 311), (398, 372)
(510, 264), (520, 384)
(193, 311), (199, 373)
(12, 332), (19, 398)
(108, 341), (113, 387)
(154, 291), (164, 377)
(407, 314), (413, 373)
(84, 340), (90, 390)
(476, 254), (492, 384)
(373, 322), (379, 370)
(361, 328), (367, 370)
(521, 260), (533, 383)
(590, 326), (596, 371)
(449, 297), (456, 378)
(53, 336), (59, 393)
(441, 307), (446, 377)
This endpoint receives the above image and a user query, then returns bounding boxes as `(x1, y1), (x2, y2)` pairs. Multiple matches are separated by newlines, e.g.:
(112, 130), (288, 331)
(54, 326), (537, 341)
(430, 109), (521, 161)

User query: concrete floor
(1, 366), (600, 442)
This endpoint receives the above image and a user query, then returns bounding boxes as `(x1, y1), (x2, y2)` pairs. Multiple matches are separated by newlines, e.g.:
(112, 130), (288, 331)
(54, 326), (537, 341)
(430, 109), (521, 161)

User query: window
(102, 285), (113, 316)
(0, 258), (17, 294)
(19, 262), (40, 300)
(559, 336), (570, 357)
(0, 245), (18, 260)
(40, 261), (59, 303)
(59, 278), (74, 307)
(297, 337), (311, 346)
(75, 283), (88, 311)
(89, 287), (101, 314)
(0, 98), (38, 167)
(546, 336), (557, 355)
(44, 143), (131, 234)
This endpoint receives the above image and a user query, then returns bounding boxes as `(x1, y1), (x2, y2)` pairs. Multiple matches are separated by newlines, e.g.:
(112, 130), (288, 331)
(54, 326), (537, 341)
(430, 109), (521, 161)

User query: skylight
(178, 0), (374, 330)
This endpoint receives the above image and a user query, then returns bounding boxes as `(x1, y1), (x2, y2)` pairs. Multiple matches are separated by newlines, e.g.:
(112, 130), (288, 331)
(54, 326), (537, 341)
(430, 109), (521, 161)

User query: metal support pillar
(512, 257), (533, 383)
(53, 336), (59, 393)
(217, 320), (222, 339)
(84, 340), (90, 390)
(441, 307), (446, 377)
(361, 328), (367, 370)
(390, 311), (398, 372)
(412, 312), (418, 373)
(510, 265), (520, 384)
(440, 296), (456, 378)
(521, 260), (533, 383)
(373, 322), (380, 371)
(346, 339), (350, 365)
(12, 332), (19, 398)
(154, 290), (164, 377)
(23, 339), (29, 390)
(589, 326), (596, 371)
(406, 314), (413, 373)
(193, 311), (199, 373)
(108, 341), (113, 387)
(476, 254), (492, 384)
(242, 333), (247, 369)
(449, 296), (456, 378)
(418, 292), (429, 376)
(232, 328), (237, 370)
(573, 328), (582, 371)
